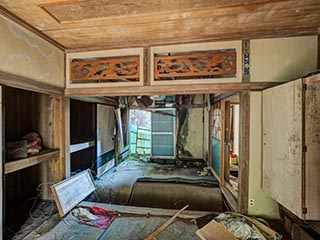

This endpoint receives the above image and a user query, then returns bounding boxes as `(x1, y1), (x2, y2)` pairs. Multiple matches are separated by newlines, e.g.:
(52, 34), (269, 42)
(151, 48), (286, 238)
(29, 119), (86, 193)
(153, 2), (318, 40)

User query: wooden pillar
(0, 86), (3, 239)
(239, 91), (250, 214)
(64, 97), (71, 178)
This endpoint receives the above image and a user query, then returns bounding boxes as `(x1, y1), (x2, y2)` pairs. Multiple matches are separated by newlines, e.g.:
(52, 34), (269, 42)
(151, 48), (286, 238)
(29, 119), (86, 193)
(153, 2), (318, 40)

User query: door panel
(262, 79), (303, 218)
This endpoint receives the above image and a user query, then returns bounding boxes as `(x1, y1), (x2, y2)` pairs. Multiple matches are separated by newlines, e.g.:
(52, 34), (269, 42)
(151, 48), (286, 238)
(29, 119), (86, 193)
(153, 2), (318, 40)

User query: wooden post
(238, 91), (250, 214)
(220, 100), (226, 185)
(64, 98), (71, 178)
(0, 86), (3, 239)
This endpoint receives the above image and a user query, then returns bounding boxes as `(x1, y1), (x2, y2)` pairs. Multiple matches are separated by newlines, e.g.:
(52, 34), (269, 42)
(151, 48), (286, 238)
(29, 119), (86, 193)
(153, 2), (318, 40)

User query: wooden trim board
(51, 169), (96, 217)
(0, 71), (64, 96)
(70, 141), (95, 154)
(65, 82), (282, 97)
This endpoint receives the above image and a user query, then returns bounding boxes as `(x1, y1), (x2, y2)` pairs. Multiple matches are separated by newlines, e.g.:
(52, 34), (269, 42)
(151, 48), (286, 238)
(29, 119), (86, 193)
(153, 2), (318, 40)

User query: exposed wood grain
(41, 0), (281, 22)
(65, 82), (283, 97)
(238, 91), (250, 214)
(5, 149), (59, 174)
(224, 101), (231, 183)
(64, 98), (71, 177)
(79, 201), (215, 219)
(1, 0), (319, 50)
(0, 71), (64, 96)
(304, 75), (320, 220)
(262, 80), (303, 218)
(220, 101), (226, 185)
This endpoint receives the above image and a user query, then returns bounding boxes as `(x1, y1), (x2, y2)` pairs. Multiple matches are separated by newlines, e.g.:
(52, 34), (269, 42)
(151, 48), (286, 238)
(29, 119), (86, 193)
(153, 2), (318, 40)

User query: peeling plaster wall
(177, 95), (204, 159)
(248, 36), (318, 219)
(0, 15), (64, 87)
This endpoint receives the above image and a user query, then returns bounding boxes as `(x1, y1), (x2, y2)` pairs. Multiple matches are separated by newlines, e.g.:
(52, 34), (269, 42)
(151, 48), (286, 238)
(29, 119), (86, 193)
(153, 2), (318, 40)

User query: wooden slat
(5, 149), (59, 174)
(0, 71), (64, 96)
(238, 91), (250, 214)
(262, 80), (303, 218)
(79, 201), (215, 219)
(65, 82), (283, 97)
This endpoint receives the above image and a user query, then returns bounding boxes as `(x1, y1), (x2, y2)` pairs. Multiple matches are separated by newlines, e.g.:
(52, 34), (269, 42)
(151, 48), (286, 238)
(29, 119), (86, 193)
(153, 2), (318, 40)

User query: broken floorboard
(33, 203), (210, 240)
(79, 201), (215, 219)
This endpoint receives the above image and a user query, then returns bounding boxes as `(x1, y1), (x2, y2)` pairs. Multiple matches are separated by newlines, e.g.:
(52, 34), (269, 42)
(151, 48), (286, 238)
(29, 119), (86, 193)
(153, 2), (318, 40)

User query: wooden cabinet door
(262, 79), (304, 218)
(304, 75), (320, 220)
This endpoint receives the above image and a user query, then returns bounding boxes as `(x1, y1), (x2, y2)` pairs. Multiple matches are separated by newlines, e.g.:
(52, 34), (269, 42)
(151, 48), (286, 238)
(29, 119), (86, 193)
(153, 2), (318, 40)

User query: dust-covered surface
(88, 158), (218, 206)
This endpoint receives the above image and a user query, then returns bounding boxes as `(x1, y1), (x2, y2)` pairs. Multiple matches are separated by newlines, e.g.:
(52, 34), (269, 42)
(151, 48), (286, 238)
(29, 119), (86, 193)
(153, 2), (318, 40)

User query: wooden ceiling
(0, 0), (319, 51)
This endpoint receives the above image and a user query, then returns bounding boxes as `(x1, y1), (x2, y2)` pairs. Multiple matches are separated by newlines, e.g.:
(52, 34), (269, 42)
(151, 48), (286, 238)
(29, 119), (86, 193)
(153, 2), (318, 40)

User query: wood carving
(70, 56), (140, 82)
(154, 51), (236, 80)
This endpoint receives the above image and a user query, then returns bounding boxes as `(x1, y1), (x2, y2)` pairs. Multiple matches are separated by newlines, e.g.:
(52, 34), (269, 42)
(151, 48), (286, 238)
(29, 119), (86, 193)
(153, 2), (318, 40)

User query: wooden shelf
(5, 149), (59, 174)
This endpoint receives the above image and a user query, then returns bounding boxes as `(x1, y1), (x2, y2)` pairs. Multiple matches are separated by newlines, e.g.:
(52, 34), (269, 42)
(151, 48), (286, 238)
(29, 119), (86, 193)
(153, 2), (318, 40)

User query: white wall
(0, 15), (64, 87)
(248, 36), (318, 218)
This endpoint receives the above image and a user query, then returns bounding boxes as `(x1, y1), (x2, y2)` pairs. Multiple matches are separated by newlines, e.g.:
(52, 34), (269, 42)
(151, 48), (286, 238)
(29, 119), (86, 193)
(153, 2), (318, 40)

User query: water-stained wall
(0, 15), (64, 87)
(177, 95), (204, 159)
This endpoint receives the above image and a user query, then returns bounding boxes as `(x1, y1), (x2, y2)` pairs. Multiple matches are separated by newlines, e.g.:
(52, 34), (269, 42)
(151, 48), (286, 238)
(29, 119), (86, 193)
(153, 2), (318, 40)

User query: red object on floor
(81, 206), (118, 229)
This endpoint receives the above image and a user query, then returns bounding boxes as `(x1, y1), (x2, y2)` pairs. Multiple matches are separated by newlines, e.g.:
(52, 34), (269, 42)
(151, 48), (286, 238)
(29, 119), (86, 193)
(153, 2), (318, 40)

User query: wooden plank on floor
(196, 219), (237, 240)
(79, 201), (216, 219)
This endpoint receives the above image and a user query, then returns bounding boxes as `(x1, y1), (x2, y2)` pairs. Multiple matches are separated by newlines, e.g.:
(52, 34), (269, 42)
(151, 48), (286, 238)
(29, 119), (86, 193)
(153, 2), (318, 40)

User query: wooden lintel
(0, 71), (64, 96)
(211, 93), (237, 104)
(65, 82), (283, 97)
(71, 96), (118, 106)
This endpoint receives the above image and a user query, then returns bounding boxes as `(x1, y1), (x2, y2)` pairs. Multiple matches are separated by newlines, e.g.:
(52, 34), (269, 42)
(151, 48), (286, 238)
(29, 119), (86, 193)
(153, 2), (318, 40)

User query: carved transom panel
(154, 50), (236, 80)
(70, 56), (140, 82)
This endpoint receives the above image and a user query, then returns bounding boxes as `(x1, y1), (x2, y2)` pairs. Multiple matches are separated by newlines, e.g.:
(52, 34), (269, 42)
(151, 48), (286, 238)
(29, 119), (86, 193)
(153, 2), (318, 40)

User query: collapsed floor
(12, 159), (292, 240)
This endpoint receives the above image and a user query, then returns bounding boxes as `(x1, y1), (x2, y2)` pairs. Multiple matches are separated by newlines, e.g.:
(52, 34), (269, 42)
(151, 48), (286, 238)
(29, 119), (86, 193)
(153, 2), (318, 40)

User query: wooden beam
(65, 82), (282, 97)
(79, 201), (214, 219)
(0, 71), (64, 96)
(5, 149), (59, 174)
(238, 91), (250, 214)
(71, 96), (118, 106)
(211, 93), (237, 104)
(0, 6), (65, 50)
